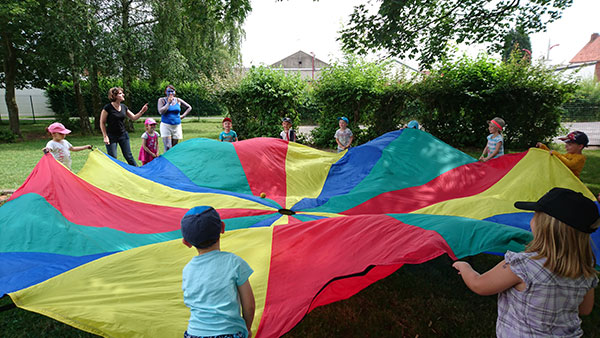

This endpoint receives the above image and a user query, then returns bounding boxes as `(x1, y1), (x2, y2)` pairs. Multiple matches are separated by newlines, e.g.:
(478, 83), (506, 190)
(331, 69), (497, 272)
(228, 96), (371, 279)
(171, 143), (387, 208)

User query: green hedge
(414, 55), (577, 149)
(46, 79), (224, 124)
(219, 66), (307, 140)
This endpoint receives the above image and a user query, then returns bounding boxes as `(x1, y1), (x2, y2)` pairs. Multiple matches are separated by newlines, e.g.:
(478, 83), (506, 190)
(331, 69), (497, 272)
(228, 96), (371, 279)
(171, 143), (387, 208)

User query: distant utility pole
(546, 39), (560, 61)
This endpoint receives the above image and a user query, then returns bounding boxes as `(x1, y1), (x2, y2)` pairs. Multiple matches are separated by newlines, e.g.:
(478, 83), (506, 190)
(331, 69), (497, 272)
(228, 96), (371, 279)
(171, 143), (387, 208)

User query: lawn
(1, 121), (599, 337)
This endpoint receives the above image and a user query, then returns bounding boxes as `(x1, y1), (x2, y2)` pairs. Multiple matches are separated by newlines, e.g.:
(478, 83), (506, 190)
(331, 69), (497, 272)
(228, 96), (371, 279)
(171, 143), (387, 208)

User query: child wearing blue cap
(181, 206), (255, 338)
(335, 116), (353, 153)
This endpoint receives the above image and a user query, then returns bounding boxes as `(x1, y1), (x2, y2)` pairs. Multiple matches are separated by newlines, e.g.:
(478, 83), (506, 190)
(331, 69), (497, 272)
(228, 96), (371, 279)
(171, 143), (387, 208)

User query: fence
(0, 91), (54, 123)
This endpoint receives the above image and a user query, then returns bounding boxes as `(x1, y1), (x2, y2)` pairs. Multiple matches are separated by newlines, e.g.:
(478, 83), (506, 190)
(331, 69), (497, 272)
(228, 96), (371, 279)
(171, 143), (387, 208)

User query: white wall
(0, 88), (54, 119)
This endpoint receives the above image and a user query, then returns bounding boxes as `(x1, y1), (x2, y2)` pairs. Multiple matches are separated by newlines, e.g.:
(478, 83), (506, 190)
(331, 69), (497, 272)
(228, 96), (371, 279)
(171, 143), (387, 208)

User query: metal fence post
(30, 95), (36, 123)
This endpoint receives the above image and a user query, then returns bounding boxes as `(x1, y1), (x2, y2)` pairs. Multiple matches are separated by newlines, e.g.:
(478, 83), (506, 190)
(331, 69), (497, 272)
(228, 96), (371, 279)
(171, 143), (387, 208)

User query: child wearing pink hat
(139, 118), (160, 165)
(43, 122), (92, 170)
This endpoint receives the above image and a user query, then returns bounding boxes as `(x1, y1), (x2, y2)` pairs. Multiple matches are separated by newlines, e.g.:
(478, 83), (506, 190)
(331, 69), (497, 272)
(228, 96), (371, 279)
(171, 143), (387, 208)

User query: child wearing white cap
(43, 122), (92, 170)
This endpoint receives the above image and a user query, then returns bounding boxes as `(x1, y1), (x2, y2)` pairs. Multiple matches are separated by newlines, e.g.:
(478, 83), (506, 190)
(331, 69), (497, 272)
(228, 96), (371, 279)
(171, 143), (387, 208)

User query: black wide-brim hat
(514, 188), (599, 233)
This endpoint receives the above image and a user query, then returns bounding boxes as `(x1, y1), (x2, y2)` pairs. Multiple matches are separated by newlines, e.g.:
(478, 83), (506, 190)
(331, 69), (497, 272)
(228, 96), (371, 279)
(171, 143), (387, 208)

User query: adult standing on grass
(158, 85), (192, 151)
(100, 87), (148, 166)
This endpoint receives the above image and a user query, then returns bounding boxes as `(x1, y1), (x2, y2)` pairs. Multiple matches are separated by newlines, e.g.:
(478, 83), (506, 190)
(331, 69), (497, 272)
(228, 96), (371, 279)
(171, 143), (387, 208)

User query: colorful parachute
(1, 128), (598, 338)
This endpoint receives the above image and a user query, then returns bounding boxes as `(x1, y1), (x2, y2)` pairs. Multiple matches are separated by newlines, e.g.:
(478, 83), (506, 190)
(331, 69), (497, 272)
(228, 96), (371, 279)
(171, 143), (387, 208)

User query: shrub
(46, 78), (224, 121)
(413, 54), (577, 149)
(219, 66), (307, 140)
(311, 56), (388, 148)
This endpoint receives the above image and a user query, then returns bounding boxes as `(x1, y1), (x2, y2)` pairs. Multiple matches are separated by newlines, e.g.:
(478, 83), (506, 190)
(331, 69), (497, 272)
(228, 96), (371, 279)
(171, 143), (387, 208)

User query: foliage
(562, 78), (600, 122)
(46, 78), (221, 121)
(311, 56), (388, 148)
(0, 129), (17, 143)
(339, 0), (573, 68)
(500, 29), (532, 63)
(219, 66), (307, 139)
(414, 54), (578, 149)
(149, 0), (251, 81)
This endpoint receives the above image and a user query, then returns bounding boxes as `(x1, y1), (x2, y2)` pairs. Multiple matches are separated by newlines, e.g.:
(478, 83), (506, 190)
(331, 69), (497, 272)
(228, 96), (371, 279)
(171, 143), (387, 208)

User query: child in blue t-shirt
(181, 206), (255, 338)
(219, 117), (238, 142)
(479, 117), (505, 162)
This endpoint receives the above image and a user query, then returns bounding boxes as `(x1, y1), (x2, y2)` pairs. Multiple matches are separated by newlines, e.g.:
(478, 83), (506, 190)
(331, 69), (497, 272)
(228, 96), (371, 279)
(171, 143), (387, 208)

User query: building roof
(271, 51), (329, 69)
(570, 33), (600, 63)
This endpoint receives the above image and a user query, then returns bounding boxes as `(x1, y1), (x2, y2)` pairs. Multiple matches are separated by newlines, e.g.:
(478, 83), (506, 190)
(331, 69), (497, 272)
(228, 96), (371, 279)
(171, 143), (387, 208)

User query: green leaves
(339, 0), (573, 68)
(220, 66), (307, 139)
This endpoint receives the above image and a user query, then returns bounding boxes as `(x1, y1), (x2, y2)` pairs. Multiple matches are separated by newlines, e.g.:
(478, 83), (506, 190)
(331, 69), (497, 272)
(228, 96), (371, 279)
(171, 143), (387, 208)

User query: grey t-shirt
(335, 128), (353, 151)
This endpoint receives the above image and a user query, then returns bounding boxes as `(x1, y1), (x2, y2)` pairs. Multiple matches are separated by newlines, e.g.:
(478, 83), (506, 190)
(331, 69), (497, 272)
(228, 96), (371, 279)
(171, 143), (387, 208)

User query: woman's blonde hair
(108, 87), (124, 102)
(526, 211), (599, 278)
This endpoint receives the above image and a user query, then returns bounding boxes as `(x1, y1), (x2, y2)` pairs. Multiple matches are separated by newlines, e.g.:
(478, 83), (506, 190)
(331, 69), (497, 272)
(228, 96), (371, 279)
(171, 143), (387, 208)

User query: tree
(0, 0), (43, 136)
(149, 0), (251, 82)
(339, 0), (573, 68)
(500, 29), (532, 63)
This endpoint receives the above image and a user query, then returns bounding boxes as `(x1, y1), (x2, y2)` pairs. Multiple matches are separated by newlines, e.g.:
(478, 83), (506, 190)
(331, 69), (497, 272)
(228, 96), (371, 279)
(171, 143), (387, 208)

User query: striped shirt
(497, 251), (598, 337)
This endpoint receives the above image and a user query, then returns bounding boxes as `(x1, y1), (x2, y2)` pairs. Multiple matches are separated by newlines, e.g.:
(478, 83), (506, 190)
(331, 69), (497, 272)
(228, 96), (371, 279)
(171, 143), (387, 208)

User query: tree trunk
(70, 53), (92, 134)
(1, 32), (21, 137)
(121, 0), (134, 132)
(90, 63), (102, 132)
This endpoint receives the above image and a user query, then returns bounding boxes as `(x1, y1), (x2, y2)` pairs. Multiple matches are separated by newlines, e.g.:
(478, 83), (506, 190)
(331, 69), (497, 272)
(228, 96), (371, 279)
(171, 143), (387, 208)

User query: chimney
(591, 33), (599, 43)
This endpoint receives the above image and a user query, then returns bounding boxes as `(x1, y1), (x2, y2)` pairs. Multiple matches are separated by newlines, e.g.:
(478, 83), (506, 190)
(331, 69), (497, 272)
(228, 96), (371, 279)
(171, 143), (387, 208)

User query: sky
(241, 0), (600, 68)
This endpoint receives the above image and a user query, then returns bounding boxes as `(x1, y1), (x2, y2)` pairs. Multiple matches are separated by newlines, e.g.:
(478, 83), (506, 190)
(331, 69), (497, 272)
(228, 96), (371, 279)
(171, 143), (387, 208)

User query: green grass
(1, 121), (599, 337)
(0, 119), (223, 190)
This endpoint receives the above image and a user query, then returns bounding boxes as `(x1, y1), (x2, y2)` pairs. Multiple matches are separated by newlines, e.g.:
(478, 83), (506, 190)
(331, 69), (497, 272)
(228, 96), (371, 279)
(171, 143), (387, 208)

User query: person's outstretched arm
(126, 103), (148, 121)
(238, 280), (255, 338)
(452, 259), (522, 296)
(71, 145), (92, 152)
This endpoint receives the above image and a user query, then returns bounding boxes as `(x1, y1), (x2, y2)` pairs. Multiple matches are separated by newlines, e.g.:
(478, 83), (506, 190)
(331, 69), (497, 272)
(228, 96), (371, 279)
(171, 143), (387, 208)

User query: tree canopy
(339, 0), (573, 68)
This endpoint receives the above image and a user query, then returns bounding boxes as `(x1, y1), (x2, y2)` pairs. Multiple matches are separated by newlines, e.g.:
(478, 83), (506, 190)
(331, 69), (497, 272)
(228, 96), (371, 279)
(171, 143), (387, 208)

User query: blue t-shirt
(182, 251), (253, 337)
(486, 133), (504, 158)
(219, 130), (238, 142)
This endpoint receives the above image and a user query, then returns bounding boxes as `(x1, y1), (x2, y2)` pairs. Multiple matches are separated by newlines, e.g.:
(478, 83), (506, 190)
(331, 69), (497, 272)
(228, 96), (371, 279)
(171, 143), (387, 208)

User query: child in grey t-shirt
(335, 116), (353, 153)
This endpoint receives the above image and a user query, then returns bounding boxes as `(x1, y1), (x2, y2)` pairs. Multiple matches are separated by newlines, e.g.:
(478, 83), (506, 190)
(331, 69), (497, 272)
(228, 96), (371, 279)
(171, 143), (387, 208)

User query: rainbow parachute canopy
(1, 128), (599, 338)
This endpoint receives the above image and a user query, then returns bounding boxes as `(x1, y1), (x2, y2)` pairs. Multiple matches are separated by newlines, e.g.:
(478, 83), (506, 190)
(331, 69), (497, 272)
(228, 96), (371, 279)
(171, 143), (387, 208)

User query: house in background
(270, 51), (330, 80)
(560, 33), (600, 81)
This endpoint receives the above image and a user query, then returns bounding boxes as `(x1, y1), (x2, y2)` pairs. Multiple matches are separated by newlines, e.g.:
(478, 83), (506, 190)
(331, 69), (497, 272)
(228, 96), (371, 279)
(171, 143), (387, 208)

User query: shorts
(184, 331), (244, 338)
(160, 122), (183, 139)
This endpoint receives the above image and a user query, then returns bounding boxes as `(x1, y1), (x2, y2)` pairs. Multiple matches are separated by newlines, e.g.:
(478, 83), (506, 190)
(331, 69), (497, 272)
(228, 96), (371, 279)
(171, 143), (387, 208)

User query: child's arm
(238, 280), (255, 338)
(452, 259), (522, 296)
(579, 288), (595, 315)
(70, 145), (92, 152)
(536, 142), (550, 151)
(482, 141), (502, 161)
(141, 138), (156, 157)
(479, 145), (489, 161)
(552, 152), (585, 173)
(346, 135), (354, 149)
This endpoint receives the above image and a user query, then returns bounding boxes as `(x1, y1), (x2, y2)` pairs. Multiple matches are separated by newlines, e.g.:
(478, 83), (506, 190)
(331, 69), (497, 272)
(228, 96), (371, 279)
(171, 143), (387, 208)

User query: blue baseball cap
(407, 120), (419, 129)
(181, 206), (222, 248)
(338, 116), (349, 124)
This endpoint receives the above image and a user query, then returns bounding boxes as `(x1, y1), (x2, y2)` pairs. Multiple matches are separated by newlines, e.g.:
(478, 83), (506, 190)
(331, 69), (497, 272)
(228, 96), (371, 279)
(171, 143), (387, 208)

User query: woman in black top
(100, 87), (148, 166)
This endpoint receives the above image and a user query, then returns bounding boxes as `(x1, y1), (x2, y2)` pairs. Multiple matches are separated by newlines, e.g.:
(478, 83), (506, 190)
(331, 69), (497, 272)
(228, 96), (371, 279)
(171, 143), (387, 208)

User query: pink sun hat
(144, 118), (157, 125)
(47, 122), (71, 134)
